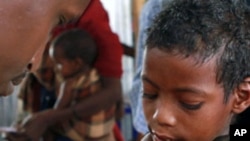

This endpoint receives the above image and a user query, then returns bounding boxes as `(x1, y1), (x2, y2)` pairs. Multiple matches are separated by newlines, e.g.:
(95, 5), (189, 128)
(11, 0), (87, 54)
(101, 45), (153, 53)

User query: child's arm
(53, 80), (73, 109)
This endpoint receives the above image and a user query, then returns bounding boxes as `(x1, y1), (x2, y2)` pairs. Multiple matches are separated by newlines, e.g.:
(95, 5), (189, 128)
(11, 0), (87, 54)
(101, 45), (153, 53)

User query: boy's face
(0, 0), (90, 96)
(142, 47), (235, 141)
(52, 47), (79, 80)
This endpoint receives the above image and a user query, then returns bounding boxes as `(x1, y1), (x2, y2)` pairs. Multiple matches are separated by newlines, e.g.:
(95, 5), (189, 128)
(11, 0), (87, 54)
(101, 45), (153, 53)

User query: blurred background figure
(50, 28), (117, 141)
(129, 0), (173, 140)
(18, 45), (57, 117)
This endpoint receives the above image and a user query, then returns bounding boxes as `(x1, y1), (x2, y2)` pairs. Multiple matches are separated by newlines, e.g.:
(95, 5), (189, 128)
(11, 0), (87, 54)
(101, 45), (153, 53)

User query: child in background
(16, 46), (58, 141)
(18, 46), (57, 120)
(50, 28), (116, 141)
(141, 0), (250, 141)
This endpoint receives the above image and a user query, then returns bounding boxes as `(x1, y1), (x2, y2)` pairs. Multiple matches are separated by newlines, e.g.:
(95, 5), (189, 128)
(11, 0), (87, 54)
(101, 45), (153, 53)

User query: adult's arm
(12, 77), (121, 141)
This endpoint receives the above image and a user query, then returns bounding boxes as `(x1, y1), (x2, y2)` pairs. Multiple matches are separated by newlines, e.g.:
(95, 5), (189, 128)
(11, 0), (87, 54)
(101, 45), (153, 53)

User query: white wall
(100, 0), (134, 104)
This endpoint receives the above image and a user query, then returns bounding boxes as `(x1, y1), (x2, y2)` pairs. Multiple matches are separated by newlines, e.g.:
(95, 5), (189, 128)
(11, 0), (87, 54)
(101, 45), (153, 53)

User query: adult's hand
(13, 110), (54, 141)
(6, 131), (31, 141)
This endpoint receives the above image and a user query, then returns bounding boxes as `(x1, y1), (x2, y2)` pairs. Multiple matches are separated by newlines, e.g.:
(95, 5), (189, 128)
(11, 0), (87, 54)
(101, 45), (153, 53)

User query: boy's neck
(214, 135), (229, 141)
(216, 114), (234, 139)
(218, 126), (229, 137)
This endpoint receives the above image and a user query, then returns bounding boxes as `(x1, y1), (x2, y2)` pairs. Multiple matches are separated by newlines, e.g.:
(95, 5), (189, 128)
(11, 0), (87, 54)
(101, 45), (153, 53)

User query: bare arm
(18, 77), (122, 140)
(49, 76), (122, 120)
(73, 77), (122, 117)
(53, 81), (73, 109)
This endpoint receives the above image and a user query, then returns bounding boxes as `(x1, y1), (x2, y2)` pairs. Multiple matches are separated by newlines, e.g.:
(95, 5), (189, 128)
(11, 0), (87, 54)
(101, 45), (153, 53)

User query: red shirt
(53, 0), (123, 78)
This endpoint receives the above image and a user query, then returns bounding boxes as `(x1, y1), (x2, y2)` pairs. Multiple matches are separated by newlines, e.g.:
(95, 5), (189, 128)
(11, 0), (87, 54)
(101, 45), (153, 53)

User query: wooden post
(132, 0), (145, 43)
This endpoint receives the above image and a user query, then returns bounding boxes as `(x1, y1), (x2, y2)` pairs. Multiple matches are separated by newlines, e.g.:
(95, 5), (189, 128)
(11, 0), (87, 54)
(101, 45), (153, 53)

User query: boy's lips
(152, 132), (176, 141)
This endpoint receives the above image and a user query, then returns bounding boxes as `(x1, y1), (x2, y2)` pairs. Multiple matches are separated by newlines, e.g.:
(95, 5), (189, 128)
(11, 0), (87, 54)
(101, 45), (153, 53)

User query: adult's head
(0, 0), (90, 96)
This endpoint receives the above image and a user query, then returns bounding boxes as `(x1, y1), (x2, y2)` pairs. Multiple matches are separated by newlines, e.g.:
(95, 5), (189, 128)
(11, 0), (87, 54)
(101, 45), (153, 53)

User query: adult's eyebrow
(141, 75), (160, 89)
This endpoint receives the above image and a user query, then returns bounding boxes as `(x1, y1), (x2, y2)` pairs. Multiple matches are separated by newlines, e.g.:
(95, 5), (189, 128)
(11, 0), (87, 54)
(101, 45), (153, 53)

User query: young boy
(141, 0), (250, 141)
(50, 28), (116, 141)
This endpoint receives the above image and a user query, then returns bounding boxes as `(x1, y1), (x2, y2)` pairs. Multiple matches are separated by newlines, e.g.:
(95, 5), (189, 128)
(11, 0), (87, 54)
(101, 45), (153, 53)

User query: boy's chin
(0, 82), (14, 96)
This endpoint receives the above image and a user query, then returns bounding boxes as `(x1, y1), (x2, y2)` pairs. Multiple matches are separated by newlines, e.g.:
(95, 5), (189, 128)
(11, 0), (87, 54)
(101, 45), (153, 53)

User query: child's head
(142, 0), (250, 140)
(50, 28), (97, 79)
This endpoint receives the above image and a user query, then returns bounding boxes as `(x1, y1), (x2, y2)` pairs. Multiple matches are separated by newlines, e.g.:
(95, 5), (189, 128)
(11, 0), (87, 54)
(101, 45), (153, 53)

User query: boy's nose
(152, 102), (177, 128)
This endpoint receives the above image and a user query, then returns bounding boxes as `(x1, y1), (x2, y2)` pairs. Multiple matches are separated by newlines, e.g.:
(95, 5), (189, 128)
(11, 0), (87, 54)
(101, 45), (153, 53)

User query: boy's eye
(180, 101), (203, 110)
(142, 93), (158, 100)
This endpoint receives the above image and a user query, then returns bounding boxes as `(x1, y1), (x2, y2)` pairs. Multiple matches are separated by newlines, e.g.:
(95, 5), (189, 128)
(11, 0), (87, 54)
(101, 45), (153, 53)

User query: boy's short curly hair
(146, 0), (250, 101)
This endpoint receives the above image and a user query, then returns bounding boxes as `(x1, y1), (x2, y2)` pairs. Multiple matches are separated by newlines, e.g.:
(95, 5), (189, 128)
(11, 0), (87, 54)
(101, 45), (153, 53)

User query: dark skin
(4, 0), (122, 140)
(7, 77), (121, 141)
(142, 47), (250, 141)
(11, 47), (121, 141)
(0, 0), (90, 96)
(51, 47), (95, 111)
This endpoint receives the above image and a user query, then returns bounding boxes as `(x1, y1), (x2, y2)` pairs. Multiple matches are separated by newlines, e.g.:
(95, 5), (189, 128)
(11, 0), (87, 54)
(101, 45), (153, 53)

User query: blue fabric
(55, 135), (72, 141)
(40, 87), (56, 111)
(129, 0), (173, 134)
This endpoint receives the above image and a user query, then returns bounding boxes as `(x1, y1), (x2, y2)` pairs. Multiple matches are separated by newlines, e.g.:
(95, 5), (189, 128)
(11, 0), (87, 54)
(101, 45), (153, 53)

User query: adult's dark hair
(51, 28), (97, 66)
(146, 0), (250, 101)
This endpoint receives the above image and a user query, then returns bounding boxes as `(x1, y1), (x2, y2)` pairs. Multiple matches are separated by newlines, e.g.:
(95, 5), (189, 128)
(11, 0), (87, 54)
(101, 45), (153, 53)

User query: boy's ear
(71, 58), (84, 70)
(232, 77), (250, 114)
(75, 58), (84, 66)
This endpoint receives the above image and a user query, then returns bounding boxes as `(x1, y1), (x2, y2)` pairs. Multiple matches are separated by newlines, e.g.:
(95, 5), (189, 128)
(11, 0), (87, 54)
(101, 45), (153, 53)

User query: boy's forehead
(143, 47), (219, 82)
(143, 47), (225, 96)
(145, 46), (218, 66)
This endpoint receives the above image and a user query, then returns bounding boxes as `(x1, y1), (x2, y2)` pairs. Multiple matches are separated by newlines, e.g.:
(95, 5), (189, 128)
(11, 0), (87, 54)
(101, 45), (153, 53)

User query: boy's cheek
(143, 100), (157, 124)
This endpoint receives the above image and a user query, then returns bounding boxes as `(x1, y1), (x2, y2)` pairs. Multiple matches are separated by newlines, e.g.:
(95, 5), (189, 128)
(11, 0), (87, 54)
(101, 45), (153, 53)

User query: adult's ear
(232, 77), (250, 114)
